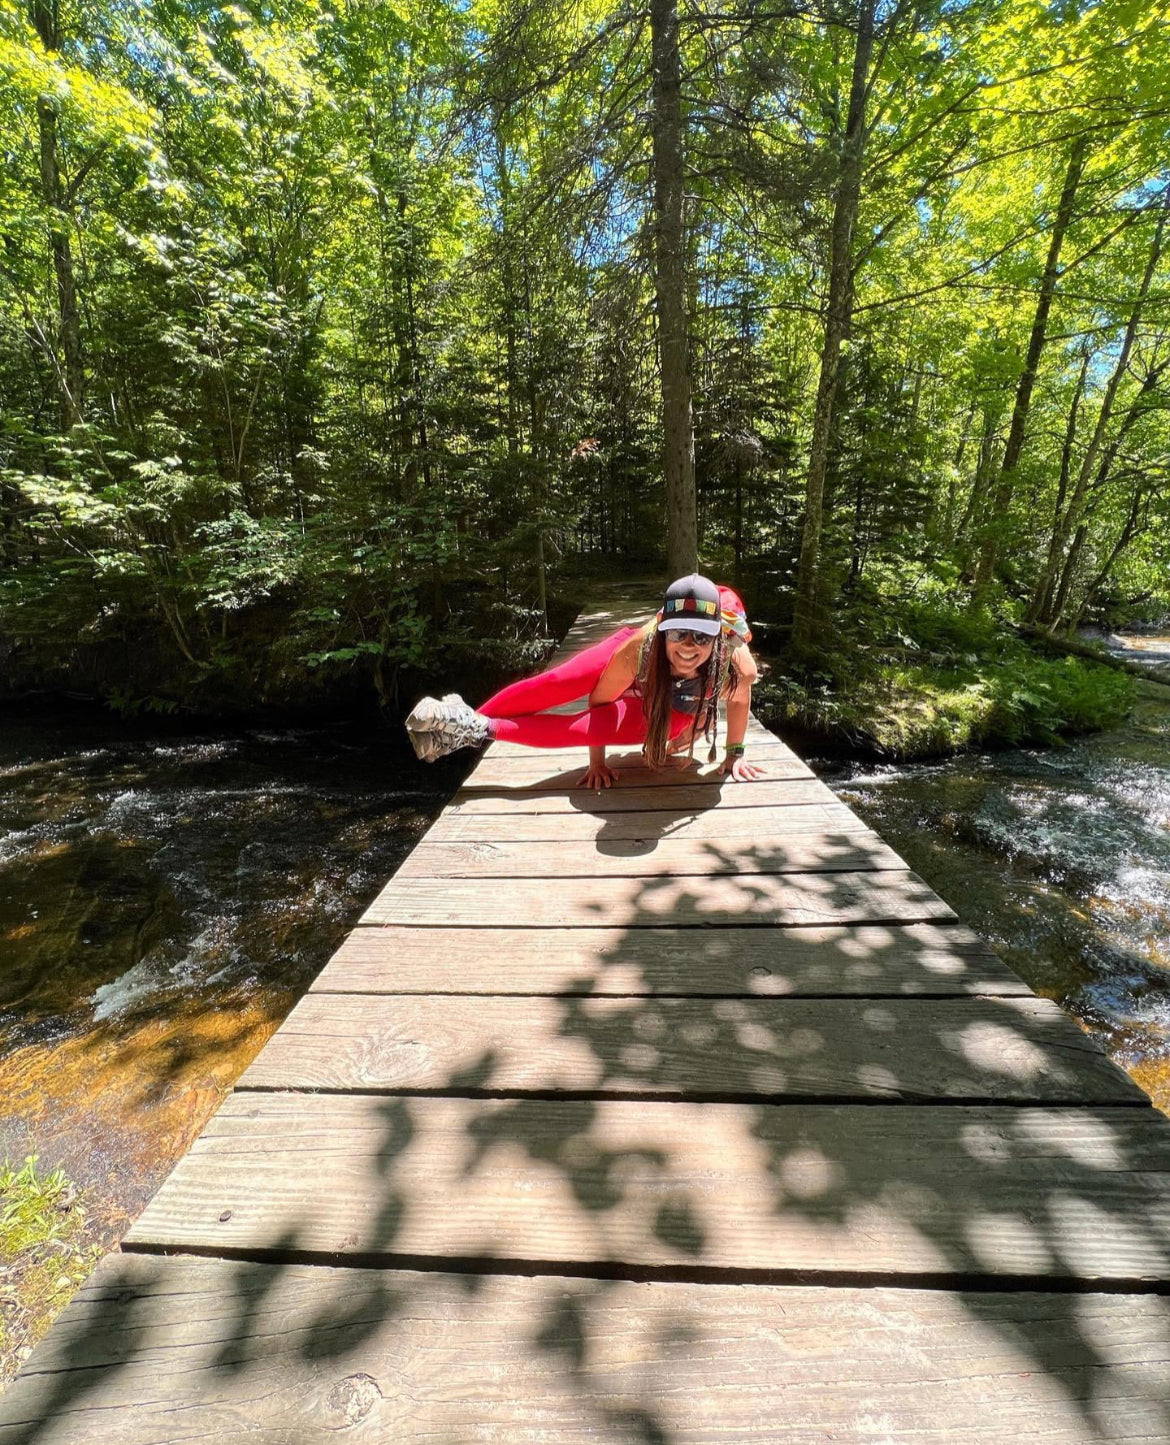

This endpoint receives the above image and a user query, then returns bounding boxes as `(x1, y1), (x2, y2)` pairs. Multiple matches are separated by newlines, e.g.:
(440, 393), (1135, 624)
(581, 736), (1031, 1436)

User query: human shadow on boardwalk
(3, 832), (1170, 1443)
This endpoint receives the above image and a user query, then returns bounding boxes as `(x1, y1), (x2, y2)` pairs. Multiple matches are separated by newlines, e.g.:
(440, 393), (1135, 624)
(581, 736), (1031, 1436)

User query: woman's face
(663, 628), (715, 678)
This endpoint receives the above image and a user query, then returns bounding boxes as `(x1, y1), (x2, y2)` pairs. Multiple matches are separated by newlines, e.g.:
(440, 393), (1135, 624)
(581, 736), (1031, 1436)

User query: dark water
(0, 709), (459, 1236)
(822, 677), (1170, 1114)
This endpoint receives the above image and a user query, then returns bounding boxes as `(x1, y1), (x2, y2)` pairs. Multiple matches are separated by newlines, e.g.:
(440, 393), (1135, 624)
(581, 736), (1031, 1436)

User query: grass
(0, 1156), (103, 1384)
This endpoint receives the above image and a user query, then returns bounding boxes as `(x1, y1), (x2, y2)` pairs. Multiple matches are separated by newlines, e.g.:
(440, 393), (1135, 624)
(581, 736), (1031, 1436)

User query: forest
(1, 0), (1168, 750)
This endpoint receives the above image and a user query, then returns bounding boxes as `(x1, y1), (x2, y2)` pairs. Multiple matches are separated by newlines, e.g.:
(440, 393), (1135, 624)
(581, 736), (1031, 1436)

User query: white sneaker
(405, 694), (491, 761)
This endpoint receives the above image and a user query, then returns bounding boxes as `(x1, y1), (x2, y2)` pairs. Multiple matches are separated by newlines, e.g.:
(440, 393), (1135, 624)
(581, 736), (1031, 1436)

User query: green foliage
(0, 0), (1167, 714)
(0, 1156), (103, 1383)
(756, 573), (1137, 758)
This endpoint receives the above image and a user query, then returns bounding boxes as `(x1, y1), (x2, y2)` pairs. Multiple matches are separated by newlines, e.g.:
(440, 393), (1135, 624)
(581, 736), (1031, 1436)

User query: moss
(0, 1156), (103, 1384)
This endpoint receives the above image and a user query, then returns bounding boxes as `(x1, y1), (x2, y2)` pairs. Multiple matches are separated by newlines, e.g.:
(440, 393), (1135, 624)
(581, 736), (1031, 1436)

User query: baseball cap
(658, 573), (722, 636)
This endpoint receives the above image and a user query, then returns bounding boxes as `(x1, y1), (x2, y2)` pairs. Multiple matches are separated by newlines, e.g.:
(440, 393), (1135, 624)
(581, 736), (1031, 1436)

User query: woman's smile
(665, 635), (713, 676)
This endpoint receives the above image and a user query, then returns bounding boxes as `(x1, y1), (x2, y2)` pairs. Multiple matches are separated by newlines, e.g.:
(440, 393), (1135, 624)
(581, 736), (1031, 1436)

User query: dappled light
(4, 602), (1170, 1443)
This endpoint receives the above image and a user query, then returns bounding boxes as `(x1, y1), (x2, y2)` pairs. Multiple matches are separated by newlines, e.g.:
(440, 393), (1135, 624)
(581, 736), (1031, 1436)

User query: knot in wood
(324, 1373), (383, 1430)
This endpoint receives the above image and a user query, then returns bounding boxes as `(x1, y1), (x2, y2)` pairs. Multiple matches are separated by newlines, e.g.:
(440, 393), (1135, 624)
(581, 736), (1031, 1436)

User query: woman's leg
(478, 626), (639, 719)
(490, 701), (692, 750)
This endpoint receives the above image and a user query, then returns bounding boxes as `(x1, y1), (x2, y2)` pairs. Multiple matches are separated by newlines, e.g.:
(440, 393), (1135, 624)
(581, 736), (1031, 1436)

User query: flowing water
(2, 643), (1169, 1245)
(822, 639), (1170, 1114)
(0, 709), (459, 1239)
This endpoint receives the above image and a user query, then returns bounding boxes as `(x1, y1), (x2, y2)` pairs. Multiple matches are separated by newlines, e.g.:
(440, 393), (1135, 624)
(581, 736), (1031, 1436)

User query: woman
(406, 574), (766, 786)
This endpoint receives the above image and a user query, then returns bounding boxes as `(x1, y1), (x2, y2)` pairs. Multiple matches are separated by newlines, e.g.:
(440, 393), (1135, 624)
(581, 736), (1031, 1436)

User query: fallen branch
(1018, 624), (1170, 689)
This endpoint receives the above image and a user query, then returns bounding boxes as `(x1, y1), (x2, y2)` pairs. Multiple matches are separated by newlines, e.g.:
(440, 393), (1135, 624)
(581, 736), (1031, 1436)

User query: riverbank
(0, 584), (577, 724)
(753, 604), (1150, 761)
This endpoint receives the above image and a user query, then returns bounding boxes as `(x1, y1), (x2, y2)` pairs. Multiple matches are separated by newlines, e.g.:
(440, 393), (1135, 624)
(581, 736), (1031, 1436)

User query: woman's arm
(718, 674), (767, 781)
(580, 627), (644, 788)
(587, 627), (644, 705)
(729, 641), (759, 684)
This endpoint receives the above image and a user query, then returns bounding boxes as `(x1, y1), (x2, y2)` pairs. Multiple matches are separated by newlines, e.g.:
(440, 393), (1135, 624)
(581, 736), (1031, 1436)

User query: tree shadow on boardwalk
(3, 832), (1170, 1442)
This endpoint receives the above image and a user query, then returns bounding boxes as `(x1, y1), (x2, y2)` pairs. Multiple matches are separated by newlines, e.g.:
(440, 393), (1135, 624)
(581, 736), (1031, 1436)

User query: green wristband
(725, 742), (746, 756)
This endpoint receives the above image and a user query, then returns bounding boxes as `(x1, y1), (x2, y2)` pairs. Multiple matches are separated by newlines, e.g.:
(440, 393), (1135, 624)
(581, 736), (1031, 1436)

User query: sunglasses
(665, 629), (716, 647)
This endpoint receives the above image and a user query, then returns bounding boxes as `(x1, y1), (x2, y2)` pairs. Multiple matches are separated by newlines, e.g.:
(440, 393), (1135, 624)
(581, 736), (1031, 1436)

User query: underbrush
(753, 584), (1136, 759)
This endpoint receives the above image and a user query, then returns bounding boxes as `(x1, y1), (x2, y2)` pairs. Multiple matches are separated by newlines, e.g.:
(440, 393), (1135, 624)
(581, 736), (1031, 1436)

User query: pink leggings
(478, 626), (691, 748)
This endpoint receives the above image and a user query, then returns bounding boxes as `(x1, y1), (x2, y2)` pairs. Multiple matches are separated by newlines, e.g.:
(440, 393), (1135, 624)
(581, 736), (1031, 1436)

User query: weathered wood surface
(426, 799), (867, 842)
(472, 734), (799, 782)
(5, 1254), (1168, 1444)
(312, 921), (1027, 997)
(395, 832), (908, 879)
(473, 734), (796, 775)
(125, 1093), (1170, 1280)
(237, 994), (1143, 1104)
(11, 587), (1170, 1442)
(464, 752), (813, 789)
(360, 870), (955, 928)
(448, 777), (839, 814)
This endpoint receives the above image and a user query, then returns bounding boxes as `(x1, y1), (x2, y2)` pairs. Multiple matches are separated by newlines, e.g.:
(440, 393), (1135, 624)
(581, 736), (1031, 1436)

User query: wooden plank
(236, 994), (1143, 1104)
(480, 717), (784, 762)
(467, 745), (806, 788)
(6, 1253), (1169, 1444)
(426, 800), (867, 843)
(464, 756), (813, 791)
(359, 870), (955, 928)
(482, 728), (788, 756)
(449, 777), (840, 815)
(395, 832), (908, 880)
(312, 921), (1027, 997)
(124, 1094), (1170, 1282)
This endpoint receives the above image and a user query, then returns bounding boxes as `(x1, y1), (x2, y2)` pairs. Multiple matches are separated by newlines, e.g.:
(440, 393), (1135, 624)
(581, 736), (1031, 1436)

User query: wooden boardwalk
(4, 589), (1170, 1443)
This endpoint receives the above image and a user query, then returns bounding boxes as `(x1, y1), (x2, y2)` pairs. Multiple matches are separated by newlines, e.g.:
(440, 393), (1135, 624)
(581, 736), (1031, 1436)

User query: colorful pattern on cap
(663, 597), (718, 616)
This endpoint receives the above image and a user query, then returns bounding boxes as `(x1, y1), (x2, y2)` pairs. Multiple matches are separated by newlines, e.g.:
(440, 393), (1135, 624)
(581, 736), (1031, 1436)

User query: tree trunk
(955, 406), (999, 565)
(790, 0), (875, 657)
(1030, 351), (1088, 624)
(1049, 523), (1086, 627)
(650, 0), (696, 577)
(1065, 490), (1144, 633)
(937, 400), (976, 546)
(734, 471), (743, 586)
(973, 135), (1088, 590)
(1026, 193), (1165, 626)
(495, 127), (521, 463)
(30, 0), (84, 428)
(1020, 622), (1170, 688)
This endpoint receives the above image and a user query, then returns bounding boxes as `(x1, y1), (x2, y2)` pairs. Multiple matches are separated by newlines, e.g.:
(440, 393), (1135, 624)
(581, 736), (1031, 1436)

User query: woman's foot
(405, 694), (492, 760)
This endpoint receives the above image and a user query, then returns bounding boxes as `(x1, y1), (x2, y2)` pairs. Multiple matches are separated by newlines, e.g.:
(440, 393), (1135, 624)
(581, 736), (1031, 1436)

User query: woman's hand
(717, 755), (767, 782)
(580, 760), (618, 790)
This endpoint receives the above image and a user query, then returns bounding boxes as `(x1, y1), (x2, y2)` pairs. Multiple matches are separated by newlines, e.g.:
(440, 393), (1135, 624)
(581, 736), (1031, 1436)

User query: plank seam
(355, 914), (958, 930)
(228, 1085), (1151, 1109)
(396, 864), (911, 878)
(116, 1241), (1170, 1295)
(305, 989), (1024, 1000)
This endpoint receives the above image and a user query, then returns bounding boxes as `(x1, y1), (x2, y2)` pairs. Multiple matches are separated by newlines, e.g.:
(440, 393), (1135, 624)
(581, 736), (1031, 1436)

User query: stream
(2, 644), (1168, 1243)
